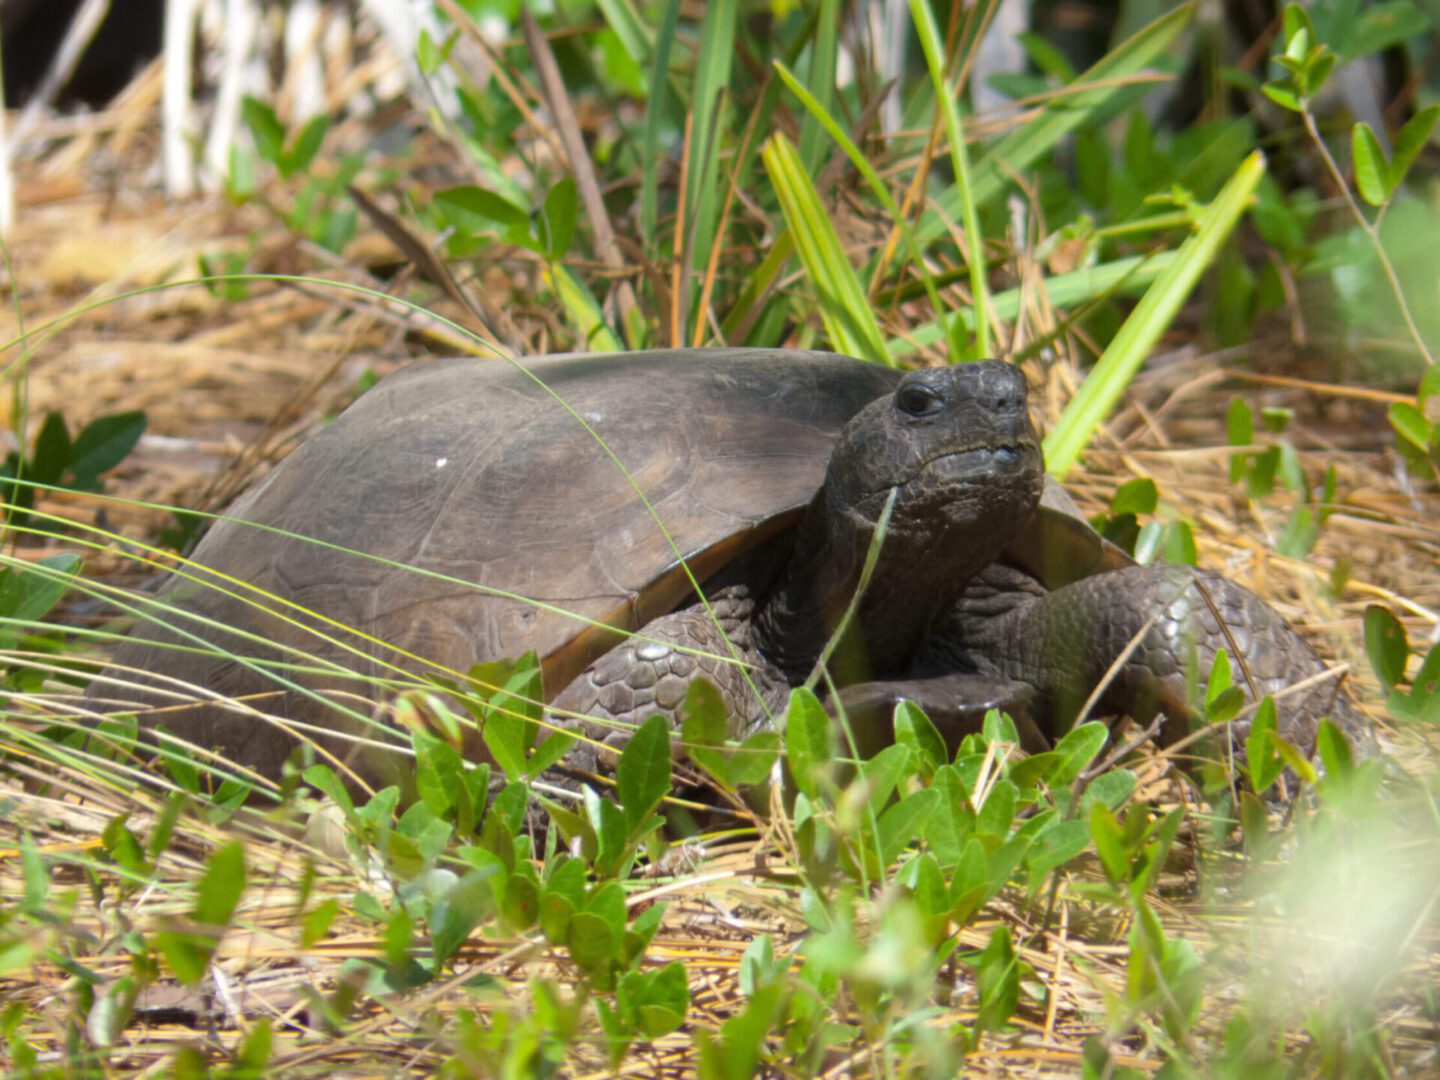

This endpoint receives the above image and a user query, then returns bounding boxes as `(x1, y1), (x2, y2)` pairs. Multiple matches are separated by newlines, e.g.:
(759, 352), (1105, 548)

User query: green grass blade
(552, 266), (624, 353)
(909, 0), (990, 358)
(762, 133), (892, 365)
(685, 0), (737, 274)
(773, 59), (954, 358)
(595, 0), (652, 67)
(719, 229), (795, 343)
(797, 0), (840, 175)
(916, 4), (1194, 242)
(1043, 151), (1266, 478)
(639, 0), (682, 248)
(886, 251), (1176, 359)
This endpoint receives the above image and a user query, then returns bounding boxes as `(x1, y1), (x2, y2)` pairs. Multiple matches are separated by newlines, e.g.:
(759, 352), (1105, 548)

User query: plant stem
(1300, 109), (1436, 367)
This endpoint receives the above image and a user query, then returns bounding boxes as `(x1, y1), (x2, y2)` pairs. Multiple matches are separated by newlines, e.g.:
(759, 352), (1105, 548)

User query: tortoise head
(823, 360), (1044, 575)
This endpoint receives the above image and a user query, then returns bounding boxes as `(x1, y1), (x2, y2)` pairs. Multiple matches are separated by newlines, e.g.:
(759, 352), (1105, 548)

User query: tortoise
(91, 349), (1370, 793)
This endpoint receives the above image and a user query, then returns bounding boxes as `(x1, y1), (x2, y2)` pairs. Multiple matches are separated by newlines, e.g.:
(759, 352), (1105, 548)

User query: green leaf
(195, 840), (246, 928)
(617, 714), (671, 834)
(284, 115), (331, 179)
(1277, 505), (1319, 558)
(1363, 604), (1408, 692)
(1261, 82), (1303, 113)
(1050, 721), (1109, 786)
(1026, 817), (1091, 877)
(1351, 122), (1391, 206)
(1109, 478), (1157, 516)
(1314, 717), (1355, 782)
(785, 687), (833, 801)
(1245, 697), (1284, 794)
(893, 700), (946, 773)
(301, 898), (340, 947)
(434, 185), (529, 234)
(69, 411), (146, 488)
(539, 177), (578, 261)
(681, 677), (729, 783)
(1089, 802), (1129, 882)
(976, 779), (1017, 839)
(0, 553), (81, 629)
(877, 787), (941, 866)
(568, 912), (617, 975)
(30, 412), (71, 485)
(973, 926), (1021, 1034)
(1045, 152), (1267, 478)
(727, 731), (780, 788)
(241, 96), (285, 163)
(1389, 401), (1434, 452)
(1079, 769), (1136, 814)
(1393, 105), (1440, 189)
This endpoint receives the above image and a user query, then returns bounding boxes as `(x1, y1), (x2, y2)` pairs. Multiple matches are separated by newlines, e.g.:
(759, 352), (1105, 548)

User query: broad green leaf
(1314, 717), (1355, 782)
(70, 411), (146, 488)
(1079, 769), (1137, 814)
(925, 766), (977, 868)
(1389, 401), (1434, 452)
(681, 677), (729, 783)
(1089, 802), (1129, 882)
(1050, 721), (1108, 786)
(976, 779), (1017, 839)
(784, 686), (833, 801)
(727, 731), (780, 787)
(1393, 105), (1440, 189)
(1110, 478), (1157, 516)
(1245, 697), (1284, 794)
(617, 714), (671, 834)
(1260, 83), (1303, 113)
(241, 96), (285, 163)
(878, 787), (941, 865)
(434, 185), (528, 232)
(194, 840), (246, 928)
(1026, 818), (1092, 877)
(539, 177), (578, 261)
(1363, 604), (1408, 692)
(0, 552), (81, 628)
(1277, 505), (1318, 558)
(1045, 152), (1266, 478)
(893, 700), (946, 773)
(284, 115), (331, 178)
(1350, 122), (1391, 206)
(973, 926), (1021, 1034)
(30, 411), (71, 485)
(568, 911), (617, 974)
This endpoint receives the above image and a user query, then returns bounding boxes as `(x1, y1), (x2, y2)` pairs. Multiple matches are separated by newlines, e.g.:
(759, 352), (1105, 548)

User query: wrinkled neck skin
(755, 484), (1021, 683)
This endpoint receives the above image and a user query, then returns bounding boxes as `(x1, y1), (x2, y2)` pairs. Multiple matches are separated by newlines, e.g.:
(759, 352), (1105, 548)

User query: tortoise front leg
(545, 592), (786, 781)
(947, 562), (1373, 762)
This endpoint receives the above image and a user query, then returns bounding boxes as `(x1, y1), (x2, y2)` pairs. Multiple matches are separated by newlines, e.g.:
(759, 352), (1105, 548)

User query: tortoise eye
(896, 382), (943, 417)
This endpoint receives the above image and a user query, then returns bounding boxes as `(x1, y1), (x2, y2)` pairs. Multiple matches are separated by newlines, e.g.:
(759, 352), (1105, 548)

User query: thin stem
(1300, 108), (1436, 367)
